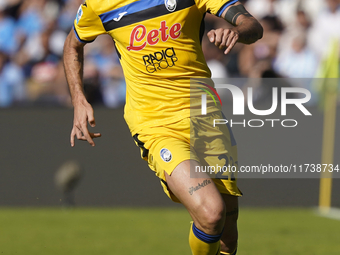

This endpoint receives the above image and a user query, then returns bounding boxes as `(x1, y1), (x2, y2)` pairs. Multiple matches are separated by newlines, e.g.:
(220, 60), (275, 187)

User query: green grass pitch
(0, 207), (339, 254)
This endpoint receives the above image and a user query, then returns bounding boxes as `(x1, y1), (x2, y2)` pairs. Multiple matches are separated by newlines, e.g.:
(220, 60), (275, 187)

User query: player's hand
(207, 28), (239, 55)
(70, 100), (101, 147)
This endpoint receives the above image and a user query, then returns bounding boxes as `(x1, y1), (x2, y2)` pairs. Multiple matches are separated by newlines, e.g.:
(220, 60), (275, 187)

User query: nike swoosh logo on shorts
(113, 12), (128, 21)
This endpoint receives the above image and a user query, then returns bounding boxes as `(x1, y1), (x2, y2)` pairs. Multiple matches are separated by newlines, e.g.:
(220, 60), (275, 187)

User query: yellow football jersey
(74, 0), (237, 134)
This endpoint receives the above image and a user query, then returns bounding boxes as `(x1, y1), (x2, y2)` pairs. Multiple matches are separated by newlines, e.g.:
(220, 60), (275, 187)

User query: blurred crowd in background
(0, 0), (339, 108)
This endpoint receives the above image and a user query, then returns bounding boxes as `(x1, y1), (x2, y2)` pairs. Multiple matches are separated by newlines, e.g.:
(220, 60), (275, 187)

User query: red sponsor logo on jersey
(127, 21), (181, 51)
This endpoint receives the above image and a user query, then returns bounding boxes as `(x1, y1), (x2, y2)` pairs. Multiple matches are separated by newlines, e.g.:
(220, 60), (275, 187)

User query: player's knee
(196, 202), (226, 234)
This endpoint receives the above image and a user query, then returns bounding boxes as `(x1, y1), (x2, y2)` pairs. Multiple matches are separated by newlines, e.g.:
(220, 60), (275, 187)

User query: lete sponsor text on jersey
(127, 21), (181, 51)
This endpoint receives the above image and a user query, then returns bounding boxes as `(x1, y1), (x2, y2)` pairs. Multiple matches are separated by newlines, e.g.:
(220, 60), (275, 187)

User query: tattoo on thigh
(226, 207), (238, 216)
(188, 179), (212, 195)
(224, 5), (253, 26)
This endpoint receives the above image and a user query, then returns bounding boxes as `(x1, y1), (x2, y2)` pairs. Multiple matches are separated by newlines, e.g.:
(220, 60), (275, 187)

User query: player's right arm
(63, 31), (101, 147)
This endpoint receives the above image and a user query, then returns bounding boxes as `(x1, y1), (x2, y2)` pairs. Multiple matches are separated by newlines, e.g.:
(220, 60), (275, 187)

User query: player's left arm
(208, 1), (263, 54)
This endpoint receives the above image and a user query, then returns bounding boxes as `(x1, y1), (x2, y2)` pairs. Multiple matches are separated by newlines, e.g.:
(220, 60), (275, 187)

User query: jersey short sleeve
(73, 1), (106, 43)
(195, 0), (238, 17)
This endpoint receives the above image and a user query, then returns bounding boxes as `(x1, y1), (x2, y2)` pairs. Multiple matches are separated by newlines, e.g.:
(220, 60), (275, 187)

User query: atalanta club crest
(160, 148), (172, 162)
(165, 0), (177, 12)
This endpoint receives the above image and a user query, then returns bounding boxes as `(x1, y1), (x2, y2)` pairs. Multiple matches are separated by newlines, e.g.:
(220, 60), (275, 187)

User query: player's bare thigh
(164, 159), (226, 235)
(220, 194), (238, 253)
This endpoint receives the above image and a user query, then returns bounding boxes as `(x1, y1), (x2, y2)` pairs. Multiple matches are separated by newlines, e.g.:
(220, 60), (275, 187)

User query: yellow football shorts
(133, 111), (242, 202)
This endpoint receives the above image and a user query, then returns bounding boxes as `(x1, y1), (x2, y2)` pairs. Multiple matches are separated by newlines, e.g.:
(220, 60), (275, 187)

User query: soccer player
(63, 0), (262, 254)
